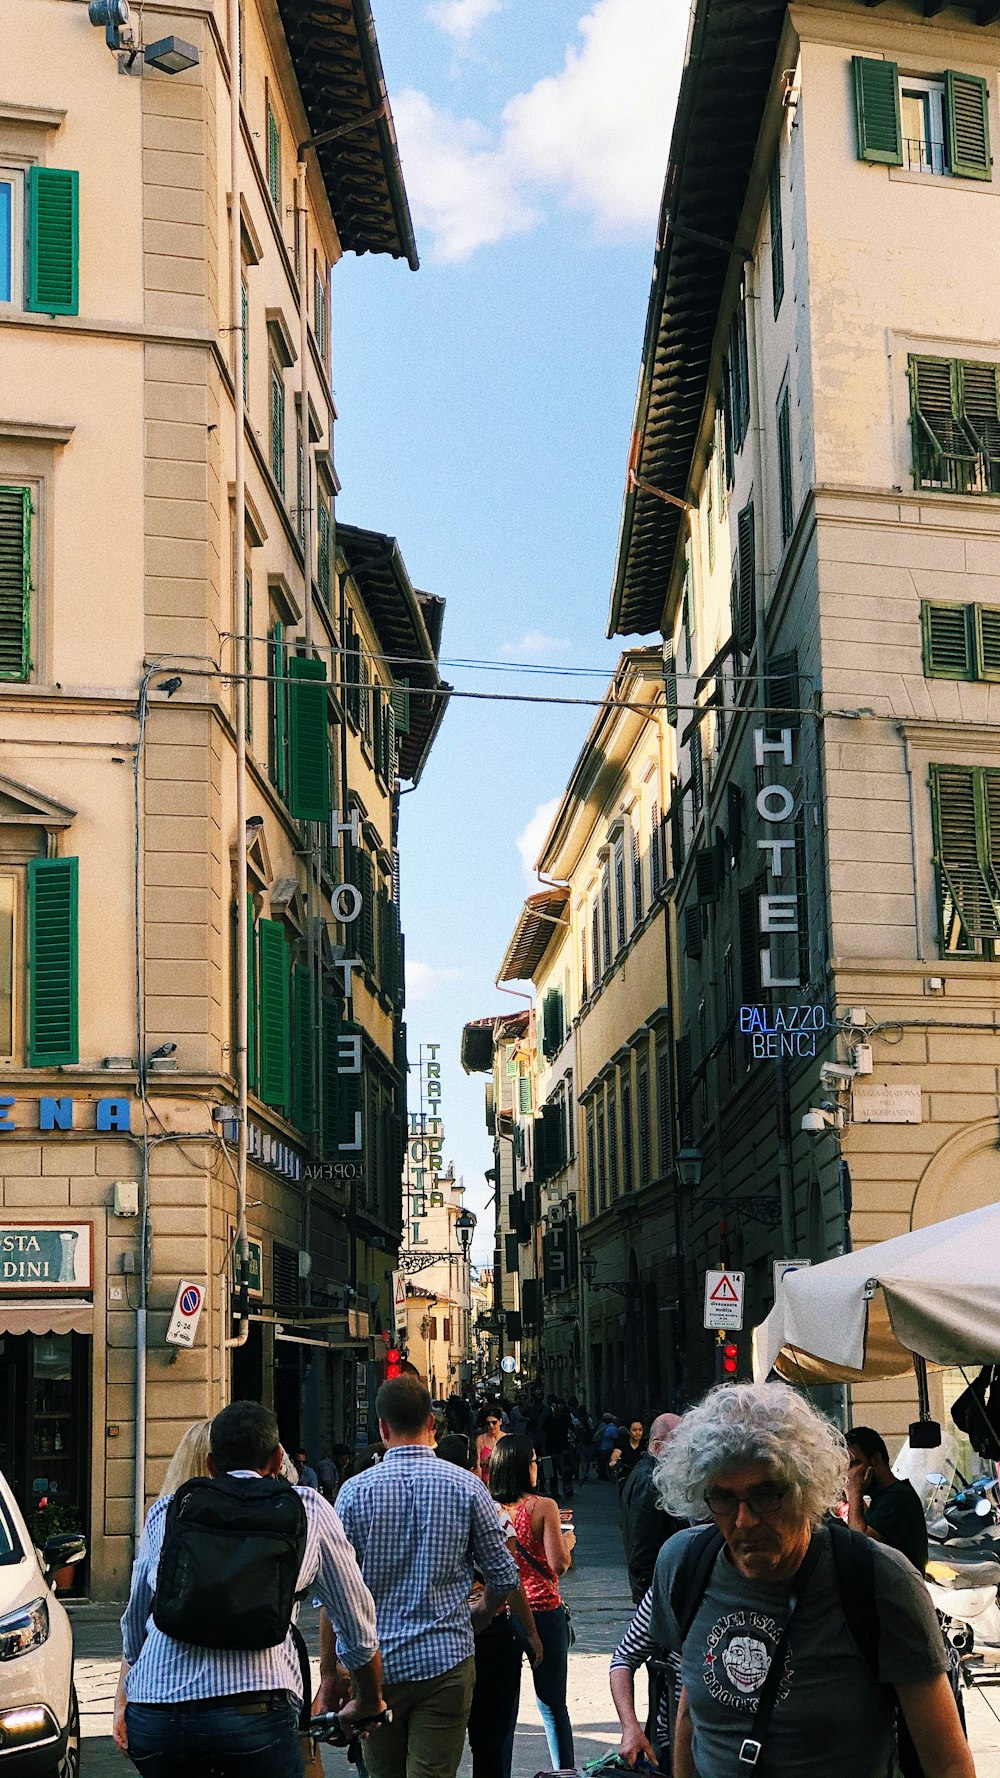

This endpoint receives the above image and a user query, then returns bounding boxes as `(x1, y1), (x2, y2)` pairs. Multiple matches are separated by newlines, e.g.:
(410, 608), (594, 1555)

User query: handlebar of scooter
(310, 1707), (393, 1745)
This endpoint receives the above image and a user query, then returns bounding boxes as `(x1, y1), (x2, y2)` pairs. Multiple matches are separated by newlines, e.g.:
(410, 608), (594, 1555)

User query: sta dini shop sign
(739, 725), (825, 1061)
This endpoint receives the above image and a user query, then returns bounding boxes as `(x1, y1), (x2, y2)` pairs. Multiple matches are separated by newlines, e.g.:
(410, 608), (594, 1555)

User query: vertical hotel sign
(407, 1045), (444, 1247)
(739, 726), (826, 1060)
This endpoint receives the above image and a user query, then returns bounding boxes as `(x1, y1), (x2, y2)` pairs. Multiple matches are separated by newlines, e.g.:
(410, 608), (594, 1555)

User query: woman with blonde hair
(158, 1418), (212, 1497)
(113, 1419), (213, 1754)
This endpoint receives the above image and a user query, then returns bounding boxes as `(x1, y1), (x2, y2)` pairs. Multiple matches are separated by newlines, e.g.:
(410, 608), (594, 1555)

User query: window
(769, 154), (784, 314)
(930, 764), (1000, 956)
(317, 492), (332, 605)
(27, 857), (79, 1067)
(690, 729), (704, 818)
(266, 101), (281, 211)
(910, 356), (1000, 496)
(607, 1083), (619, 1204)
(631, 822), (643, 925)
(854, 58), (990, 181)
(591, 899), (600, 988)
(723, 944), (737, 1086)
(735, 499), (756, 653)
(650, 798), (662, 895)
(296, 438), (305, 543)
(243, 568), (253, 743)
(586, 1111), (596, 1218)
(706, 457), (716, 571)
(580, 922), (588, 1004)
(620, 1076), (633, 1194)
(777, 386), (794, 545)
(0, 170), (22, 308)
(600, 866), (612, 974)
(267, 618), (289, 800)
(0, 486), (32, 682)
(269, 363), (285, 494)
(596, 1100), (607, 1212)
(314, 260), (328, 358)
(923, 599), (1000, 681)
(656, 1042), (672, 1177)
(541, 988), (564, 1060)
(614, 837), (627, 951)
(0, 874), (15, 1061)
(729, 289), (751, 451)
(240, 279), (249, 405)
(681, 547), (693, 669)
(637, 1062), (651, 1189)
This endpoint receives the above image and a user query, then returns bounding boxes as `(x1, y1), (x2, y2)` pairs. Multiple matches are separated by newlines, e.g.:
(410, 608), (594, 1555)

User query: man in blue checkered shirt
(321, 1375), (519, 1778)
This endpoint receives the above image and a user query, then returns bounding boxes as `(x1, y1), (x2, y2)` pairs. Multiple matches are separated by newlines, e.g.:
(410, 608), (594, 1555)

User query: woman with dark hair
(491, 1435), (576, 1770)
(476, 1407), (504, 1483)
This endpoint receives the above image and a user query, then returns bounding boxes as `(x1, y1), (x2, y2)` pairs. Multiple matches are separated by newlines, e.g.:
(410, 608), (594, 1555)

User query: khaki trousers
(365, 1657), (475, 1778)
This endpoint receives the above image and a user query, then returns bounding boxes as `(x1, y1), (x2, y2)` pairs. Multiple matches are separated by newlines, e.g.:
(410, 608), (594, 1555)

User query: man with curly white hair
(610, 1382), (974, 1778)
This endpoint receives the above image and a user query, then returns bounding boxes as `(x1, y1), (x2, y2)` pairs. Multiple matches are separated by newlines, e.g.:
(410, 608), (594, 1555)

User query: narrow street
(69, 1477), (1000, 1775)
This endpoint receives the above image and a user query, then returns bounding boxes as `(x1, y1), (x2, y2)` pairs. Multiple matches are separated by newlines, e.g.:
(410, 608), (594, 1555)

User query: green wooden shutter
(0, 486), (31, 682)
(321, 993), (339, 1156)
(910, 356), (974, 490)
(922, 601), (974, 678)
(287, 655), (331, 820)
(247, 893), (258, 1094)
(267, 105), (281, 209)
(360, 852), (374, 969)
(739, 882), (761, 1000)
(664, 645), (678, 725)
(946, 70), (991, 179)
(976, 604), (1000, 680)
(26, 168), (79, 316)
(258, 917), (290, 1110)
(317, 498), (331, 604)
(737, 499), (756, 652)
(853, 57), (902, 165)
(241, 280), (249, 404)
(291, 961), (315, 1132)
(28, 856), (78, 1066)
(270, 366), (285, 493)
(390, 678), (411, 734)
(960, 361), (1000, 489)
(931, 765), (1000, 952)
(765, 650), (800, 731)
(337, 1023), (363, 1152)
(777, 388), (793, 545)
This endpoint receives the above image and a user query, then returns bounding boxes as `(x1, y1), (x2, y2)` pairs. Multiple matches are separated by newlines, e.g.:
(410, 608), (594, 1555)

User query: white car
(0, 1469), (83, 1777)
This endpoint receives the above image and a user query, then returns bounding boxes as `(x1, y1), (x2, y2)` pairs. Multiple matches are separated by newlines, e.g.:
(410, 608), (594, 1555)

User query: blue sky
(333, 0), (686, 1260)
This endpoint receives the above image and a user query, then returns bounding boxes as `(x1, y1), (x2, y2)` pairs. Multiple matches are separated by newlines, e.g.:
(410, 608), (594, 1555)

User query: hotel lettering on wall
(740, 726), (823, 1061)
(330, 808), (365, 1156)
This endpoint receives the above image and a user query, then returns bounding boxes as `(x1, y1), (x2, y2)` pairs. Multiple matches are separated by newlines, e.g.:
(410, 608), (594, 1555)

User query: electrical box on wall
(112, 1181), (139, 1218)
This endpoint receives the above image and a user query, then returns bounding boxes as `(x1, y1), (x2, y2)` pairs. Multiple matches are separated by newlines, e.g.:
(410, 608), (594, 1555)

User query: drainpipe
(296, 159), (318, 1377)
(227, 0), (250, 1373)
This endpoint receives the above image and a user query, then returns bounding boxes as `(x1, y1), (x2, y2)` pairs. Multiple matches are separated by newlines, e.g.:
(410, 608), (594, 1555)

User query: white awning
(0, 1300), (93, 1337)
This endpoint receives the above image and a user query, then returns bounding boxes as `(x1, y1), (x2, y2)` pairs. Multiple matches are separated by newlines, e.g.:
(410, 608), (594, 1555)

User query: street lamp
(677, 1146), (703, 1188)
(580, 1251), (597, 1286)
(455, 1209), (476, 1255)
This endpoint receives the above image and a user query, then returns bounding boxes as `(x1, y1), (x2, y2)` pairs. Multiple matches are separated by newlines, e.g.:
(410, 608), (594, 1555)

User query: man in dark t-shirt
(846, 1427), (928, 1574)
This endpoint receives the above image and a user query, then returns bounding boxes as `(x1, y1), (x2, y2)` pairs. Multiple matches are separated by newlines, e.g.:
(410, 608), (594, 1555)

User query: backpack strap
(669, 1525), (725, 1642)
(290, 1622), (313, 1734)
(827, 1520), (881, 1682)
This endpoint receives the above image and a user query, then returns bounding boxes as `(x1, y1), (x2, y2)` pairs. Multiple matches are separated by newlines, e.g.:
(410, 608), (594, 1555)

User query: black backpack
(152, 1473), (308, 1650)
(669, 1520), (880, 1679)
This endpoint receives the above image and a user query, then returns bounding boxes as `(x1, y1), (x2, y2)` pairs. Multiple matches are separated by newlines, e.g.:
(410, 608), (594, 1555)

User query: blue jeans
(530, 1608), (573, 1770)
(124, 1699), (303, 1777)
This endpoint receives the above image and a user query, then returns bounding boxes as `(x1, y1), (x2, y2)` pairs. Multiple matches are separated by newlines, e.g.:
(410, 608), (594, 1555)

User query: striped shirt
(611, 1584), (678, 1751)
(121, 1472), (378, 1705)
(336, 1444), (519, 1684)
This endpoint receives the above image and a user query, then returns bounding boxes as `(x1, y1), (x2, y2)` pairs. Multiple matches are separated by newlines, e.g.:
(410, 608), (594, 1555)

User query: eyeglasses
(703, 1484), (788, 1521)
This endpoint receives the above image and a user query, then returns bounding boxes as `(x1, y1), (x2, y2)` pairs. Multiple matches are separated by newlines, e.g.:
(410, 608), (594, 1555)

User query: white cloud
(516, 796), (561, 883)
(406, 959), (469, 1004)
(499, 630), (572, 662)
(502, 0), (681, 232)
(395, 0), (684, 261)
(393, 90), (541, 262)
(426, 0), (502, 42)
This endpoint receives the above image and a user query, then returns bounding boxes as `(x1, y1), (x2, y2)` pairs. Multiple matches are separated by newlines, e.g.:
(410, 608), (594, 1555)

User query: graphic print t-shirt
(647, 1525), (947, 1778)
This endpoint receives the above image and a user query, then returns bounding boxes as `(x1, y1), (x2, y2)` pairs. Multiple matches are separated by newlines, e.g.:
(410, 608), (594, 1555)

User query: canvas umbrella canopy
(753, 1203), (1000, 1384)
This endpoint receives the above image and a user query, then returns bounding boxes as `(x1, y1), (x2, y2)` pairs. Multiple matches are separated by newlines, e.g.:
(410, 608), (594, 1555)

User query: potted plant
(28, 1502), (84, 1591)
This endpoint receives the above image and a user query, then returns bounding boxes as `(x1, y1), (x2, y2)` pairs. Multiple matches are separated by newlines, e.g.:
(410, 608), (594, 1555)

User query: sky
(332, 0), (688, 1261)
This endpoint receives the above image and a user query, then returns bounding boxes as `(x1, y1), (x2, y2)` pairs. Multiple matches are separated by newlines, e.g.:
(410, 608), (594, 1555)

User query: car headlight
(0, 1598), (49, 1660)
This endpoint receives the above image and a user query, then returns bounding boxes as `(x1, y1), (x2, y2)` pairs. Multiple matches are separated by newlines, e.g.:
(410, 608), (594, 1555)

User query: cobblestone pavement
(69, 1476), (1000, 1774)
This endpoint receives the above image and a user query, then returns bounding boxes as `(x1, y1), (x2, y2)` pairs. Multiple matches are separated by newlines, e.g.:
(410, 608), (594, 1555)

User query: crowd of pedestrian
(108, 1377), (979, 1778)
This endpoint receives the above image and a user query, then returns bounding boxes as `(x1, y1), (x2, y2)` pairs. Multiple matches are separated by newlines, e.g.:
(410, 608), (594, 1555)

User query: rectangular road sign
(773, 1258), (811, 1302)
(166, 1278), (205, 1348)
(704, 1269), (745, 1331)
(392, 1269), (407, 1334)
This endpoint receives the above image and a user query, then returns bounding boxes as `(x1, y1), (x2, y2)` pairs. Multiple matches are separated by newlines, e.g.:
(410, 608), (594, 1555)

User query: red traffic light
(722, 1342), (738, 1376)
(385, 1347), (401, 1378)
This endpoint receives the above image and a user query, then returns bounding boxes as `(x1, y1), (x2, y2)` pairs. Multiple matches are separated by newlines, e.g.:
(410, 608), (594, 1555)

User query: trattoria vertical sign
(406, 1045), (444, 1248)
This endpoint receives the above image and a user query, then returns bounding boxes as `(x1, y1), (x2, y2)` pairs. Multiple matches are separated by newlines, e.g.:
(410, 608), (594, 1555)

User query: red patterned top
(510, 1497), (561, 1611)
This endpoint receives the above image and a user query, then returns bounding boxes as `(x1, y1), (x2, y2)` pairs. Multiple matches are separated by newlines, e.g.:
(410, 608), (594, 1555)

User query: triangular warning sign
(709, 1274), (739, 1302)
(394, 1275), (406, 1305)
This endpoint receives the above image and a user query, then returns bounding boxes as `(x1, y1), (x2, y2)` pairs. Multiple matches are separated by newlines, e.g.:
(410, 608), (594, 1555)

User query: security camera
(801, 1106), (844, 1134)
(820, 1062), (856, 1088)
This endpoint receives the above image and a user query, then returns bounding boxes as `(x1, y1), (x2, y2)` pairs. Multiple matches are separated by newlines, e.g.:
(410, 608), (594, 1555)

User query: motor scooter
(924, 1471), (1000, 1675)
